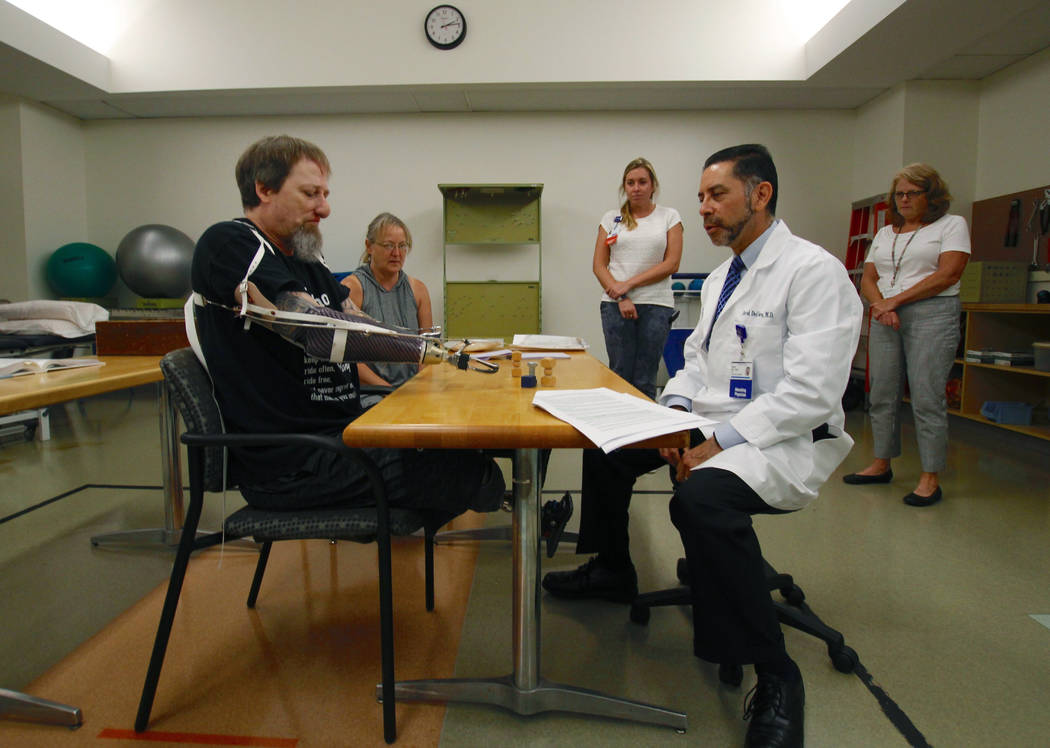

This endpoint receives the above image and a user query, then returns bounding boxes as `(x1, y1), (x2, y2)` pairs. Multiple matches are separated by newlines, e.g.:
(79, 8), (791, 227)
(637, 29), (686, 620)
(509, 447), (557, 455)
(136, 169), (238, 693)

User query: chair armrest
(182, 431), (347, 453)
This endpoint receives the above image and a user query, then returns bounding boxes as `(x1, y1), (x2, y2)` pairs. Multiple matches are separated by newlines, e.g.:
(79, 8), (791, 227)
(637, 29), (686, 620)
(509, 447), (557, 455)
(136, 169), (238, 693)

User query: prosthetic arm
(227, 285), (496, 373)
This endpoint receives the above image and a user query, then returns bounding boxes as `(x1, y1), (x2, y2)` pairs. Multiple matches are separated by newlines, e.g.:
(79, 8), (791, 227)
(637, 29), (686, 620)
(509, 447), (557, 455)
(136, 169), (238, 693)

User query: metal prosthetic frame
(240, 301), (492, 372)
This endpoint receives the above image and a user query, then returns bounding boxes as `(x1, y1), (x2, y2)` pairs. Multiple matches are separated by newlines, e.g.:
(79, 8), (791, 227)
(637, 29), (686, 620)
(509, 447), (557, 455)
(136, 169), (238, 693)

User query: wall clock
(425, 5), (467, 50)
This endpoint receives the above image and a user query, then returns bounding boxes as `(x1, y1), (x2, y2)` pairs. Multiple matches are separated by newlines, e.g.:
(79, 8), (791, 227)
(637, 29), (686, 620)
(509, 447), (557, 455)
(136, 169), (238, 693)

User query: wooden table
(0, 355), (184, 728)
(0, 355), (187, 550)
(343, 352), (689, 732)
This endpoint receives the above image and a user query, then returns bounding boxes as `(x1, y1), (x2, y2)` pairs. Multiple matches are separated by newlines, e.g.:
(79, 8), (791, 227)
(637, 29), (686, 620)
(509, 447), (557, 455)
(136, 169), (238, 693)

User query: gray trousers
(868, 294), (960, 472)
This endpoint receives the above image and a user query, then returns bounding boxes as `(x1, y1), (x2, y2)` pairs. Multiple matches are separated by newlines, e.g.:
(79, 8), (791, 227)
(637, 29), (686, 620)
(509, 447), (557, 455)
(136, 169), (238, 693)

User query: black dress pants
(670, 466), (791, 665)
(576, 447), (668, 567)
(577, 442), (791, 665)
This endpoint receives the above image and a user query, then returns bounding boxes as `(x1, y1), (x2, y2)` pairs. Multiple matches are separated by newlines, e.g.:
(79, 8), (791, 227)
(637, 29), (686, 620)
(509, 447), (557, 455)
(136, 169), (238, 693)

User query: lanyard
(889, 225), (922, 287)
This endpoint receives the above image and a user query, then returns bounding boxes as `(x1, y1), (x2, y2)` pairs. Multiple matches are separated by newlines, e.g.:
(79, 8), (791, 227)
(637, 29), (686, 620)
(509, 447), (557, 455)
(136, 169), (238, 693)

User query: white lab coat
(662, 221), (863, 510)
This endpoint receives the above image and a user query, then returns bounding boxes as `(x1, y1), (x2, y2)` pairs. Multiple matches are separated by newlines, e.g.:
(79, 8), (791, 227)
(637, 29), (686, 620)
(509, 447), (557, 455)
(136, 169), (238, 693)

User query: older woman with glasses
(341, 212), (433, 401)
(843, 163), (970, 506)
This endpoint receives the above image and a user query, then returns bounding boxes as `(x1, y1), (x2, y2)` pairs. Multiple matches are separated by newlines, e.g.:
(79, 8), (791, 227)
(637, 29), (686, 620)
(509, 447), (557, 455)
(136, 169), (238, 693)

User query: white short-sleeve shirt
(865, 213), (970, 298)
(600, 204), (683, 307)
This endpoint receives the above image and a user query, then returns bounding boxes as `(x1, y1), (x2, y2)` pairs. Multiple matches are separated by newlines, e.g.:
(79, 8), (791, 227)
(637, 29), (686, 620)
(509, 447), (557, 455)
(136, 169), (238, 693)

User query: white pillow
(0, 300), (108, 337)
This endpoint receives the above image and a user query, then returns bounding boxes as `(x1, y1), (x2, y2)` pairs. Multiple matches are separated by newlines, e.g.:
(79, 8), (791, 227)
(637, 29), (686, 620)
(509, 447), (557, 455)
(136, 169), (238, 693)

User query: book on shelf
(0, 357), (104, 379)
(989, 351), (1035, 367)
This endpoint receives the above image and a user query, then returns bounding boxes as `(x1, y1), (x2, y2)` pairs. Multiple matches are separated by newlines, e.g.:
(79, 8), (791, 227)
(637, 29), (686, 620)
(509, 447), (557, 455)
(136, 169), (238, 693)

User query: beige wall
(902, 81), (979, 220)
(976, 46), (1050, 199)
(850, 84), (906, 201)
(850, 80), (980, 222)
(20, 100), (88, 299)
(99, 1), (804, 92)
(0, 96), (27, 301)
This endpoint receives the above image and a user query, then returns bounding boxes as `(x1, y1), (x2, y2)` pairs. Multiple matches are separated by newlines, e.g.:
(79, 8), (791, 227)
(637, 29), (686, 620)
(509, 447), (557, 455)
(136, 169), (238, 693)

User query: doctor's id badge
(729, 360), (754, 399)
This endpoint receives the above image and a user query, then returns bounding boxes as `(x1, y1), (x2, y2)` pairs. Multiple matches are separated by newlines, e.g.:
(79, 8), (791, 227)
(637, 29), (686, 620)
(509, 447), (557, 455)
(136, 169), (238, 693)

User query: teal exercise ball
(688, 278), (704, 291)
(116, 224), (194, 298)
(46, 242), (117, 298)
(671, 281), (686, 291)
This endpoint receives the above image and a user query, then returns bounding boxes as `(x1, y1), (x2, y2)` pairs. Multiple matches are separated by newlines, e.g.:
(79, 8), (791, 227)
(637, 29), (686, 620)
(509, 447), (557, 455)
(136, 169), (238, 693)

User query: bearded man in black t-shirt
(191, 135), (503, 513)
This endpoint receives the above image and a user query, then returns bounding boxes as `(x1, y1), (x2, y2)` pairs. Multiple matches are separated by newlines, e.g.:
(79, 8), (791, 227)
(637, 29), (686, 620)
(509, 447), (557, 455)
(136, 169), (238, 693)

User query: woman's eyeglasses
(376, 242), (410, 251)
(893, 190), (926, 201)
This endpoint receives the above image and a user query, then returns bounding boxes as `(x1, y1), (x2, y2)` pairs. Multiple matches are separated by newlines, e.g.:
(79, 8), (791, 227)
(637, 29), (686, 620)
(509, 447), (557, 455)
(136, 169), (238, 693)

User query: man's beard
(705, 204), (753, 247)
(290, 223), (324, 263)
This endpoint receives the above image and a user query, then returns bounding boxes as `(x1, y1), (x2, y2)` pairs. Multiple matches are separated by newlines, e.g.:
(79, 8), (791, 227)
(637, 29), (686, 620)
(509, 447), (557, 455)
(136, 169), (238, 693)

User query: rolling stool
(630, 557), (858, 686)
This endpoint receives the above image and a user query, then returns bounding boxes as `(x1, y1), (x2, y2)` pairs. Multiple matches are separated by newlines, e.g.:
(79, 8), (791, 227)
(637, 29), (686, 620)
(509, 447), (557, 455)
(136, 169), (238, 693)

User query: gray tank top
(352, 263), (419, 388)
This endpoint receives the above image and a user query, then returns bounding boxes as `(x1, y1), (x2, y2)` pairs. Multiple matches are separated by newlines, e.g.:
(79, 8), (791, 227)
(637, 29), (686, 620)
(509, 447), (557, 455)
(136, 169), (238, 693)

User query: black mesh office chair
(134, 348), (452, 744)
(630, 556), (858, 686)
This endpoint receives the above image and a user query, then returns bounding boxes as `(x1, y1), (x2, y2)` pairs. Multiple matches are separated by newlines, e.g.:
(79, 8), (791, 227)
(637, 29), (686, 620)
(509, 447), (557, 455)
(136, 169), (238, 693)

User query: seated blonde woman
(341, 213), (433, 402)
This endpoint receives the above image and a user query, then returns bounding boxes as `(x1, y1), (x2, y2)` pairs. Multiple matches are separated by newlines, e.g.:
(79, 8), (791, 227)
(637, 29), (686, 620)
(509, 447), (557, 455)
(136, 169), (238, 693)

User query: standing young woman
(843, 163), (970, 506)
(592, 157), (683, 399)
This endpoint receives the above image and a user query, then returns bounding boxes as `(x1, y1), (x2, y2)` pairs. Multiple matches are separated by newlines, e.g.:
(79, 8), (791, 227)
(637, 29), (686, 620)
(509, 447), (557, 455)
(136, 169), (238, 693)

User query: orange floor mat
(2, 512), (486, 747)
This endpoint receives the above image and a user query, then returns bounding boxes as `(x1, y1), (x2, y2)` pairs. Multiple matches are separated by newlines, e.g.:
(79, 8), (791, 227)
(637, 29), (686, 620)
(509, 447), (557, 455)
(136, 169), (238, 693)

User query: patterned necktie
(705, 254), (746, 347)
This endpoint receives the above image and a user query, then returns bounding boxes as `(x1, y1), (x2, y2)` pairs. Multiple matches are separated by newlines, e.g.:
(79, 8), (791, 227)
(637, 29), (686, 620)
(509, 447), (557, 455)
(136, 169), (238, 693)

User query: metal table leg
(379, 448), (687, 732)
(91, 381), (191, 549)
(0, 687), (82, 728)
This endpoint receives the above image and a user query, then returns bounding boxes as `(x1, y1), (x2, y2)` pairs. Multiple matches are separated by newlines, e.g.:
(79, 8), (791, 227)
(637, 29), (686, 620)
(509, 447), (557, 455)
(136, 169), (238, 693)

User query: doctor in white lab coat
(543, 145), (861, 748)
(662, 207), (861, 512)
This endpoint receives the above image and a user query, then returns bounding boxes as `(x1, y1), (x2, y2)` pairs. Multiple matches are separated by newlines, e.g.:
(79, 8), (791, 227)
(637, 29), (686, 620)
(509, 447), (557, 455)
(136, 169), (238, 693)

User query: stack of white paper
(511, 334), (588, 350)
(532, 387), (715, 452)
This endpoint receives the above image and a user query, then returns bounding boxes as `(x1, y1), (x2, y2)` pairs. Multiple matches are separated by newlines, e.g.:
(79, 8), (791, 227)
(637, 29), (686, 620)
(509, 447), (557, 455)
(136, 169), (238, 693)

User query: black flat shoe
(903, 486), (942, 506)
(842, 469), (893, 485)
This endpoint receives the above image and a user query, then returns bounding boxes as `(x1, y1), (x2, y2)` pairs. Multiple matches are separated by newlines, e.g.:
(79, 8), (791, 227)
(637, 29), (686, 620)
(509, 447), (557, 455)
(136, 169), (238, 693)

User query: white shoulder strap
(184, 294), (208, 371)
(185, 222), (274, 372)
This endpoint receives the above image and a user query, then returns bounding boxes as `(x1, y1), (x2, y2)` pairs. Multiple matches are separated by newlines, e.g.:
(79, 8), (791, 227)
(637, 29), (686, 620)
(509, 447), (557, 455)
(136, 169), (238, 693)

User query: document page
(532, 387), (716, 452)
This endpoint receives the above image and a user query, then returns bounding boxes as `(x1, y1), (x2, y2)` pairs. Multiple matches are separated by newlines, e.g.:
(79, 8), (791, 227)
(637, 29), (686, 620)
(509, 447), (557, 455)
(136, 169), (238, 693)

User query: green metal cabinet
(439, 184), (543, 340)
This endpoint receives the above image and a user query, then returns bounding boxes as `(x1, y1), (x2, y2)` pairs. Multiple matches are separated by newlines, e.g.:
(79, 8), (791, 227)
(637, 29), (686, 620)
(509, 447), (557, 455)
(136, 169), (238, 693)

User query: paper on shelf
(511, 334), (588, 350)
(532, 387), (716, 452)
(0, 357), (104, 379)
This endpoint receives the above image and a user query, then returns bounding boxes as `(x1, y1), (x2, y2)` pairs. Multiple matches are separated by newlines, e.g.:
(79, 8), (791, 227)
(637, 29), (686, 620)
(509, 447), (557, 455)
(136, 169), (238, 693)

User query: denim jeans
(600, 301), (674, 400)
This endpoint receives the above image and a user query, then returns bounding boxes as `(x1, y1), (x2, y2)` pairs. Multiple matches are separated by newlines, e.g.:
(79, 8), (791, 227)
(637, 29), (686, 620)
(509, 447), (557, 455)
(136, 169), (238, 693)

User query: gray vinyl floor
(2, 387), (1049, 746)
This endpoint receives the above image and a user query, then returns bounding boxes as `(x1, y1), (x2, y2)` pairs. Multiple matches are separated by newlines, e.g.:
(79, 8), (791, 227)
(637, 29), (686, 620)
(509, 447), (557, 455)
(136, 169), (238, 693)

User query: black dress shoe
(903, 486), (942, 506)
(842, 469), (893, 485)
(744, 673), (805, 748)
(541, 557), (638, 603)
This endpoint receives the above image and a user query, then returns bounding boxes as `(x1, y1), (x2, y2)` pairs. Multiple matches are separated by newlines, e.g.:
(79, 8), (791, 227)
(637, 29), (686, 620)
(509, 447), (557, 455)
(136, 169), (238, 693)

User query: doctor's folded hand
(660, 438), (724, 483)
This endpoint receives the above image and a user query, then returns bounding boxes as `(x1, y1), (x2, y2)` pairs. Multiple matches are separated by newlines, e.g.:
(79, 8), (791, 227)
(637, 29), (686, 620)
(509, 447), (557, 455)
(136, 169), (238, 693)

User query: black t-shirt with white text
(191, 218), (361, 485)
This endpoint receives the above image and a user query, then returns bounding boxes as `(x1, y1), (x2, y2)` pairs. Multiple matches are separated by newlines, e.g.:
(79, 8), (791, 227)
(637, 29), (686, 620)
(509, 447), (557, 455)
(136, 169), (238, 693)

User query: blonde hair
(360, 212), (413, 264)
(887, 163), (952, 228)
(618, 157), (659, 231)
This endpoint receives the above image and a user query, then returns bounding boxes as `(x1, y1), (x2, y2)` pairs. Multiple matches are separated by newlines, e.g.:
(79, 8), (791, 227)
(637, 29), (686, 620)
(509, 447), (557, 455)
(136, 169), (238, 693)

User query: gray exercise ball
(116, 224), (194, 298)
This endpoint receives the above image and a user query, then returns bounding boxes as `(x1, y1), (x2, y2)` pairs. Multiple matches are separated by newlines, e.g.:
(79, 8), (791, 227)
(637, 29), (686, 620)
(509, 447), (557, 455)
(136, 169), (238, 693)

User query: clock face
(425, 4), (466, 50)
